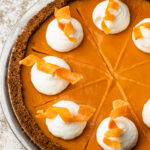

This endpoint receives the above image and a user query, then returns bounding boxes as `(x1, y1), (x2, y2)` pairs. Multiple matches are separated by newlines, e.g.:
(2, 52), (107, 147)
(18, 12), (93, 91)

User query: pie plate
(0, 0), (54, 149)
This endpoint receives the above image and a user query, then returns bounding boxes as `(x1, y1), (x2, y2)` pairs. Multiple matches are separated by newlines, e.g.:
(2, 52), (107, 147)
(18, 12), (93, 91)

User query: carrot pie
(8, 0), (150, 149)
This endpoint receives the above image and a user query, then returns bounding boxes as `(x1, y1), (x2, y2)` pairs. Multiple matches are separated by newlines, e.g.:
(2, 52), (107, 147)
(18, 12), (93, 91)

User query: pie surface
(8, 0), (150, 149)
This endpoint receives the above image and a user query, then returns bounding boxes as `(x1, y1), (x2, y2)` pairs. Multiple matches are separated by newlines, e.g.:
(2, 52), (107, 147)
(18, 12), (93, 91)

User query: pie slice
(29, 2), (108, 72)
(117, 0), (150, 72)
(86, 81), (150, 150)
(75, 0), (142, 71)
(118, 79), (150, 139)
(119, 60), (150, 86)
(30, 79), (110, 150)
(22, 52), (108, 107)
(85, 81), (129, 150)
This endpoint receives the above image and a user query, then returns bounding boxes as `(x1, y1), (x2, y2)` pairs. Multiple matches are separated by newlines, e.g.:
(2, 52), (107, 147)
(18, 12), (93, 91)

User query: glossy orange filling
(22, 0), (150, 149)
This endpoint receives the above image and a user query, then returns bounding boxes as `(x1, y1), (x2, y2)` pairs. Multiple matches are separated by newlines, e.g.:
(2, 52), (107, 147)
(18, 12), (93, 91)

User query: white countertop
(0, 0), (38, 149)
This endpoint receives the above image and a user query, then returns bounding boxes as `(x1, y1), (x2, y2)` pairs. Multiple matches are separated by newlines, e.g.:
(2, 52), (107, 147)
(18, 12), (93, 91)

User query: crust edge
(8, 0), (72, 149)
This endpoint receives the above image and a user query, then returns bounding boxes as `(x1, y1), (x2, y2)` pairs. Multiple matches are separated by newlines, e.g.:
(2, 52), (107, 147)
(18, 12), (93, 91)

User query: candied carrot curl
(110, 100), (128, 119)
(36, 105), (96, 124)
(19, 55), (83, 84)
(103, 100), (129, 149)
(103, 137), (121, 149)
(108, 119), (118, 129)
(133, 22), (150, 40)
(104, 128), (122, 138)
(55, 6), (71, 21)
(55, 6), (77, 42)
(112, 99), (128, 109)
(101, 0), (120, 34)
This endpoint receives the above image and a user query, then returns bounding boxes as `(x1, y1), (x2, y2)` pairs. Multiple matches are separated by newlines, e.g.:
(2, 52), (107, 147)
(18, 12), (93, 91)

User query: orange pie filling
(20, 0), (150, 149)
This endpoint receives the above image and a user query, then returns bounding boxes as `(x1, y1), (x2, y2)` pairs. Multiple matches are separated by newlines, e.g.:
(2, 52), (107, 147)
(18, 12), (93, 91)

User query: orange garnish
(36, 110), (46, 118)
(101, 21), (111, 34)
(36, 107), (73, 124)
(133, 22), (150, 40)
(110, 104), (128, 119)
(101, 0), (119, 34)
(108, 119), (118, 129)
(104, 128), (123, 138)
(64, 22), (77, 42)
(19, 55), (83, 84)
(103, 100), (129, 149)
(103, 137), (121, 149)
(55, 6), (71, 22)
(110, 100), (128, 119)
(56, 68), (83, 84)
(36, 105), (95, 124)
(19, 55), (45, 66)
(73, 105), (96, 122)
(55, 6), (77, 42)
(48, 107), (73, 123)
(112, 99), (128, 109)
(37, 62), (60, 74)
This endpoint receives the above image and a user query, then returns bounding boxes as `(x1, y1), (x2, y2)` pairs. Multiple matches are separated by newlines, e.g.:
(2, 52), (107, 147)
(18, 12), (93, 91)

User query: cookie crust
(8, 0), (72, 149)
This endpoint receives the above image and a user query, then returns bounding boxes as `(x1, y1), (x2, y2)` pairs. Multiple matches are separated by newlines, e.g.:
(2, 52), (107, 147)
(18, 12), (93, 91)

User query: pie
(8, 0), (150, 149)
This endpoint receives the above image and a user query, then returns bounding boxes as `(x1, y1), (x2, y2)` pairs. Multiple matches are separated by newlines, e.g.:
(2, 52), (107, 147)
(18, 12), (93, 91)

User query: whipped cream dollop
(46, 100), (87, 140)
(31, 56), (70, 95)
(132, 18), (150, 53)
(92, 0), (130, 34)
(142, 99), (150, 128)
(97, 117), (138, 150)
(46, 18), (84, 52)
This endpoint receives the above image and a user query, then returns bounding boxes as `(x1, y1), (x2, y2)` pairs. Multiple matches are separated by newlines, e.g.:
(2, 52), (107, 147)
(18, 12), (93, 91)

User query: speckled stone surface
(0, 0), (38, 149)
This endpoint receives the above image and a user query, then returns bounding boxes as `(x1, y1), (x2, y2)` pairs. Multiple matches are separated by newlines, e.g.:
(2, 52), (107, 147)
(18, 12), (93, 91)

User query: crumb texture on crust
(8, 0), (150, 149)
(8, 0), (69, 149)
